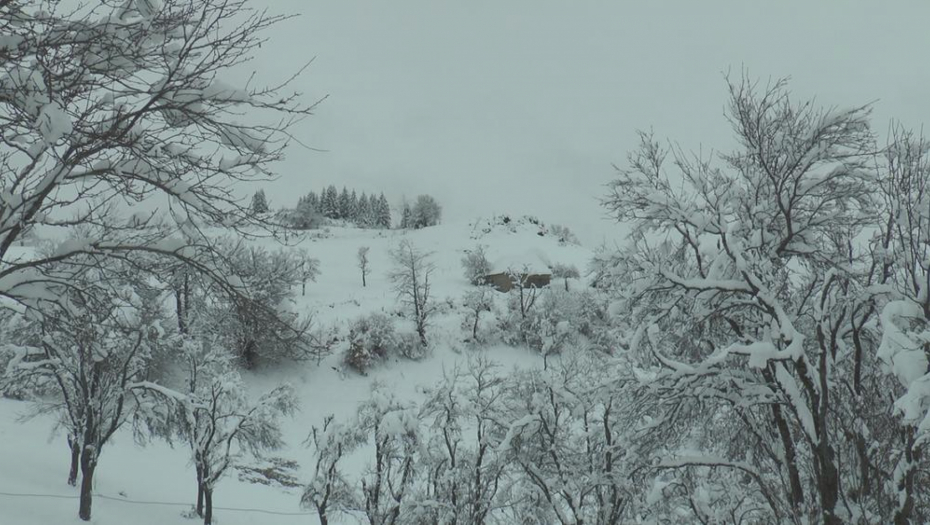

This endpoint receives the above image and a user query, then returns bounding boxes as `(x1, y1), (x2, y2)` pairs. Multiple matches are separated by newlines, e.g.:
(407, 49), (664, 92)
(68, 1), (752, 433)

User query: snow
(35, 102), (72, 145)
(0, 219), (580, 524)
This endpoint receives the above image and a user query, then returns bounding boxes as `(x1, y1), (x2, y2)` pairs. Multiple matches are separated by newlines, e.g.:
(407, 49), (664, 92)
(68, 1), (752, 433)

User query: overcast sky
(247, 0), (930, 246)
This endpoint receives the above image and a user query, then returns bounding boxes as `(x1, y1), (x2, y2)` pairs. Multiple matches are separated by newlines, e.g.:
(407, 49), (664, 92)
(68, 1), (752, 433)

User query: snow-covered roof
(488, 246), (552, 274)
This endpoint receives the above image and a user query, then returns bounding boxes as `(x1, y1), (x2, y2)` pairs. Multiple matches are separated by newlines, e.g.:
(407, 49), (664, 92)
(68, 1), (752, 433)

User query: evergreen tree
(250, 189), (269, 215)
(305, 191), (319, 211)
(349, 190), (359, 223)
(292, 197), (321, 229)
(338, 187), (351, 220)
(322, 185), (339, 219)
(357, 192), (371, 228)
(377, 193), (392, 229)
(367, 194), (378, 226)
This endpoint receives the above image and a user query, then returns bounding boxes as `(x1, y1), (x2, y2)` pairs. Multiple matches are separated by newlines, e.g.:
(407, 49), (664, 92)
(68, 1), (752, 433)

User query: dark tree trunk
(195, 465), (205, 517)
(302, 280), (307, 295)
(78, 448), (96, 521)
(762, 367), (804, 514)
(176, 288), (186, 334)
(362, 272), (366, 287)
(893, 428), (919, 525)
(203, 487), (213, 525)
(68, 438), (80, 487)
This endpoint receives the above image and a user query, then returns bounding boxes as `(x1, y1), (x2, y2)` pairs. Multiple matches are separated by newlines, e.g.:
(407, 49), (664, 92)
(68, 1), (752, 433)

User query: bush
(410, 194), (442, 229)
(461, 245), (492, 285)
(549, 224), (580, 245)
(495, 288), (612, 355)
(344, 314), (396, 372)
(395, 330), (428, 360)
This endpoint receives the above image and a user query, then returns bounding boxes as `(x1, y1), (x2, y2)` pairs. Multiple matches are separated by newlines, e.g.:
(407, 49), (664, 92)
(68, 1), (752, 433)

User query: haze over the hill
(242, 0), (930, 246)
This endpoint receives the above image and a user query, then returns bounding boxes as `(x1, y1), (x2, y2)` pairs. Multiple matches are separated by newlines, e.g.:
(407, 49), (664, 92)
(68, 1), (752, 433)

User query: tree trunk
(203, 487), (213, 525)
(362, 272), (366, 287)
(68, 438), (80, 487)
(893, 427), (918, 525)
(176, 288), (186, 333)
(302, 280), (307, 296)
(195, 465), (205, 517)
(78, 447), (96, 521)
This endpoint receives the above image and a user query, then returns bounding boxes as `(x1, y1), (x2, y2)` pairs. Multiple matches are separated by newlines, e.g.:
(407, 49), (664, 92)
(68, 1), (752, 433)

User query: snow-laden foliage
(343, 313), (423, 373)
(305, 352), (649, 525)
(0, 0), (313, 318)
(601, 75), (928, 523)
(499, 354), (647, 525)
(207, 240), (321, 368)
(0, 255), (175, 520)
(462, 244), (492, 286)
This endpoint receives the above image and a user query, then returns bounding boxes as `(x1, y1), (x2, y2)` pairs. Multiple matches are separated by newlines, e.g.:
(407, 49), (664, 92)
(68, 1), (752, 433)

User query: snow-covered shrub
(395, 330), (428, 360)
(461, 244), (492, 285)
(207, 241), (318, 368)
(548, 224), (580, 246)
(343, 313), (430, 372)
(344, 313), (397, 372)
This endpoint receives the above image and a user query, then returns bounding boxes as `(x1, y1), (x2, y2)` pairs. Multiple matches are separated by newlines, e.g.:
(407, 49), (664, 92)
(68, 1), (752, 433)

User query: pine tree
(322, 185), (339, 219)
(349, 190), (359, 223)
(292, 197), (320, 229)
(377, 193), (392, 229)
(250, 189), (269, 215)
(357, 192), (371, 228)
(306, 191), (319, 211)
(338, 187), (351, 220)
(367, 194), (378, 226)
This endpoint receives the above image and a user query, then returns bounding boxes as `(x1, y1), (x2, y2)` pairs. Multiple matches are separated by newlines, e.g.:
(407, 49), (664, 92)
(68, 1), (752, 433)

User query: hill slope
(0, 219), (593, 525)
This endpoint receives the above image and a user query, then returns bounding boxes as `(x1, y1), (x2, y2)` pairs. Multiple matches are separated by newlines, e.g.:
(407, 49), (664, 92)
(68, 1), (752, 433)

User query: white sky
(248, 0), (930, 245)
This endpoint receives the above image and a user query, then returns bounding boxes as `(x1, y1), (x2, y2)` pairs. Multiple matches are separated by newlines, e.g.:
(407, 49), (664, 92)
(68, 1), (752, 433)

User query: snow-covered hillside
(0, 219), (593, 525)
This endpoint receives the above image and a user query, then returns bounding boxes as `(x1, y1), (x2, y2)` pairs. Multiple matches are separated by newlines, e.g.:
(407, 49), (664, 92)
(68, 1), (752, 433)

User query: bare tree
(387, 240), (435, 346)
(148, 353), (297, 525)
(462, 287), (493, 343)
(461, 244), (491, 285)
(358, 246), (370, 287)
(603, 74), (885, 523)
(295, 247), (321, 296)
(2, 259), (171, 521)
(550, 263), (580, 291)
(507, 265), (541, 320)
(302, 415), (365, 525)
(0, 0), (318, 319)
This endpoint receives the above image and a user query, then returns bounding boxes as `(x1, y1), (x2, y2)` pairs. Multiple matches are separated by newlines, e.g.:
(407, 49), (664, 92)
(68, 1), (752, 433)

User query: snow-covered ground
(0, 218), (591, 524)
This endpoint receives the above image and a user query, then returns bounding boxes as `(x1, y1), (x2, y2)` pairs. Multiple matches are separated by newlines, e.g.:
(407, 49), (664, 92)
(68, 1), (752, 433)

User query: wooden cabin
(481, 272), (551, 292)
